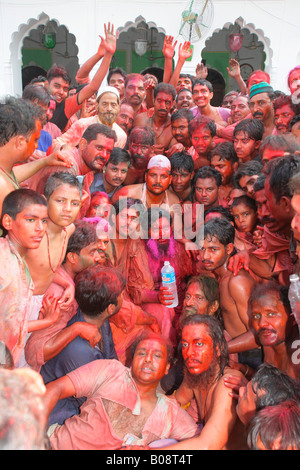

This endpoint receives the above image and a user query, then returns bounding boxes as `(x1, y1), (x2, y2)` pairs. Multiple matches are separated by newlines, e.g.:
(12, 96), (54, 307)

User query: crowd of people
(1, 22), (300, 451)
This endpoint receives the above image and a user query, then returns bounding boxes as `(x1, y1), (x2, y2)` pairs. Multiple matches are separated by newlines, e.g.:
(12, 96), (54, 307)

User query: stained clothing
(41, 308), (117, 426)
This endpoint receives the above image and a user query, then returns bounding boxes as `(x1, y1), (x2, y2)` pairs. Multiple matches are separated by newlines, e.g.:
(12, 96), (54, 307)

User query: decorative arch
(10, 12), (79, 93)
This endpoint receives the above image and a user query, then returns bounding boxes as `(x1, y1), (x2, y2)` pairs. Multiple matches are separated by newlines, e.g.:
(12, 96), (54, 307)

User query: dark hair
(1, 189), (47, 221)
(74, 265), (126, 317)
(289, 114), (300, 130)
(30, 75), (47, 85)
(107, 67), (127, 83)
(230, 194), (257, 212)
(170, 151), (194, 174)
(194, 166), (222, 187)
(233, 118), (264, 141)
(267, 153), (300, 203)
(128, 126), (156, 146)
(176, 87), (193, 102)
(0, 96), (42, 146)
(189, 115), (216, 137)
(171, 108), (194, 123)
(273, 93), (299, 115)
(247, 400), (300, 450)
(154, 82), (176, 100)
(253, 173), (266, 193)
(204, 217), (235, 245)
(140, 206), (173, 236)
(130, 331), (174, 364)
(44, 171), (82, 199)
(204, 205), (234, 224)
(82, 123), (117, 144)
(111, 197), (144, 220)
(186, 275), (220, 307)
(192, 78), (213, 93)
(259, 134), (300, 159)
(46, 64), (71, 85)
(181, 314), (229, 376)
(248, 280), (291, 316)
(233, 160), (263, 188)
(22, 84), (51, 107)
(105, 147), (131, 167)
(208, 141), (238, 164)
(64, 220), (98, 260)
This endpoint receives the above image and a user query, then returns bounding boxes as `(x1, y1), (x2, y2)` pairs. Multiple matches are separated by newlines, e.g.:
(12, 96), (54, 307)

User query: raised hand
(227, 58), (241, 79)
(100, 22), (118, 56)
(178, 41), (192, 61)
(162, 35), (177, 60)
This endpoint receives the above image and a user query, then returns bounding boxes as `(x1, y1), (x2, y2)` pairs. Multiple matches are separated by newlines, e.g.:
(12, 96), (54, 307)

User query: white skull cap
(147, 154), (171, 170)
(97, 86), (120, 102)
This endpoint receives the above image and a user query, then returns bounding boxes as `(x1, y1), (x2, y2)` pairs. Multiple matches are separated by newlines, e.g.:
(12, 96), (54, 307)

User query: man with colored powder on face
(188, 115), (217, 170)
(123, 126), (155, 185)
(209, 141), (239, 204)
(163, 315), (247, 450)
(44, 331), (200, 450)
(273, 94), (299, 135)
(249, 81), (275, 138)
(233, 118), (264, 164)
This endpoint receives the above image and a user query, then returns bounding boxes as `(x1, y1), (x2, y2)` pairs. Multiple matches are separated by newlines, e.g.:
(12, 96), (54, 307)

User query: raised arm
(168, 41), (193, 89)
(77, 23), (118, 104)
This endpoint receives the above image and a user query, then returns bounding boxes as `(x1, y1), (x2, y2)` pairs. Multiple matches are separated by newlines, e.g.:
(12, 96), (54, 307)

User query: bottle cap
(289, 274), (300, 282)
(164, 261), (170, 265)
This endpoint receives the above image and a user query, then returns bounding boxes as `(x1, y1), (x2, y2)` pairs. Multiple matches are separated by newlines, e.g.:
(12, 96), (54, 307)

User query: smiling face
(131, 338), (170, 386)
(80, 134), (115, 172)
(46, 76), (70, 104)
(176, 89), (194, 109)
(230, 96), (250, 123)
(193, 84), (213, 109)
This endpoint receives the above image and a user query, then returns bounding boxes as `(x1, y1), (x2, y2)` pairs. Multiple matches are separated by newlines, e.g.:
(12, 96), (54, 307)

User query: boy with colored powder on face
(18, 172), (82, 367)
(188, 115), (217, 170)
(0, 189), (60, 366)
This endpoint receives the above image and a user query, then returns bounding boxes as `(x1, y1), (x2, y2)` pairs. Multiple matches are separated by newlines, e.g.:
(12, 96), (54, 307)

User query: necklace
(0, 166), (20, 188)
(45, 228), (68, 273)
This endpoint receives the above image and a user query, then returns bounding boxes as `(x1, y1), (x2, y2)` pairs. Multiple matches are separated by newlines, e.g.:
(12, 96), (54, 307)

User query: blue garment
(37, 129), (52, 152)
(41, 308), (117, 425)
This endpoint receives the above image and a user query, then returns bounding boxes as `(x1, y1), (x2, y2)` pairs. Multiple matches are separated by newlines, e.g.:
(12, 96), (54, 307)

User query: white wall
(0, 0), (299, 97)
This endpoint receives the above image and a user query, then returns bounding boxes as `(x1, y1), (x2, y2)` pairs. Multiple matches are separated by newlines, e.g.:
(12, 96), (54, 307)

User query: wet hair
(253, 173), (266, 193)
(171, 108), (194, 123)
(259, 134), (300, 159)
(233, 118), (264, 141)
(247, 400), (300, 450)
(208, 141), (238, 164)
(130, 330), (174, 364)
(1, 189), (47, 221)
(30, 75), (47, 85)
(107, 67), (127, 83)
(204, 205), (234, 224)
(22, 84), (51, 107)
(181, 314), (229, 376)
(273, 93), (299, 114)
(186, 275), (220, 307)
(128, 126), (155, 146)
(289, 170), (300, 195)
(82, 123), (117, 144)
(154, 82), (177, 100)
(46, 64), (71, 85)
(192, 78), (213, 93)
(248, 280), (291, 316)
(204, 217), (235, 246)
(189, 115), (217, 137)
(230, 194), (257, 212)
(63, 220), (99, 261)
(105, 147), (131, 167)
(266, 153), (300, 203)
(193, 166), (222, 187)
(170, 151), (194, 174)
(43, 171), (82, 199)
(233, 160), (263, 189)
(74, 265), (126, 317)
(0, 96), (42, 146)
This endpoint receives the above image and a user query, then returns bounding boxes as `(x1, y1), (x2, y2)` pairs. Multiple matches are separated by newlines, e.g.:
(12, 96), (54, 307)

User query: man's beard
(183, 356), (219, 389)
(145, 235), (176, 260)
(100, 113), (115, 126)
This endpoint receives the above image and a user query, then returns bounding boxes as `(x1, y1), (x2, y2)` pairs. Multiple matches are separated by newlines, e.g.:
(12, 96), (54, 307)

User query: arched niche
(114, 16), (168, 80)
(10, 12), (79, 93)
(201, 17), (273, 101)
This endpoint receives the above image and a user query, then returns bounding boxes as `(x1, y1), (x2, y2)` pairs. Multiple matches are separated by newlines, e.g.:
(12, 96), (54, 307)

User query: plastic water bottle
(161, 261), (178, 308)
(288, 274), (300, 333)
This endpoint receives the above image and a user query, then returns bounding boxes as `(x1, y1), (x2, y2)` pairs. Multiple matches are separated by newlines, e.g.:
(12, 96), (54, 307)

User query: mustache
(257, 327), (277, 336)
(253, 112), (264, 118)
(261, 216), (276, 224)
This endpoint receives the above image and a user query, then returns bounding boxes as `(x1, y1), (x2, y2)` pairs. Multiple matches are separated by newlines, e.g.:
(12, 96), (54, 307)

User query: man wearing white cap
(53, 86), (127, 149)
(112, 154), (180, 211)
